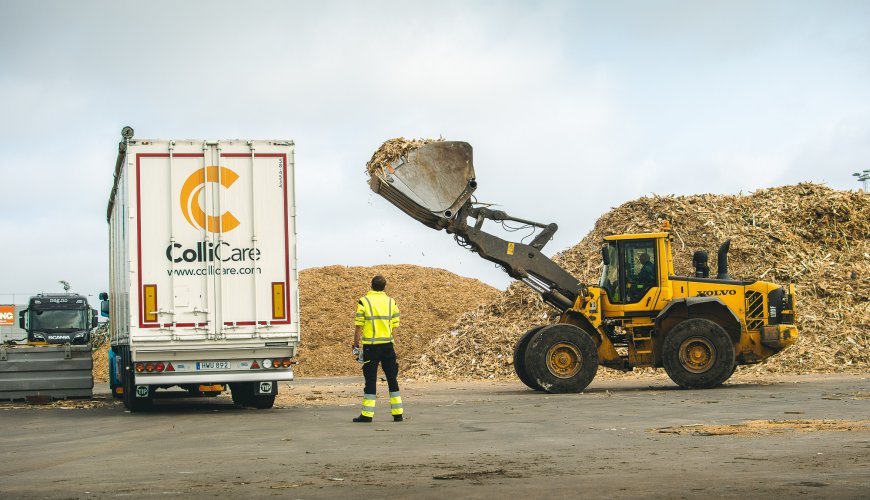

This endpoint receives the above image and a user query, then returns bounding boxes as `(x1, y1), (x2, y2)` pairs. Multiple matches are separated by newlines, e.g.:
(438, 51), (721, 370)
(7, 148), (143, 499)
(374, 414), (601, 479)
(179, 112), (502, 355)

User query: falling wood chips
(653, 419), (870, 436)
(365, 137), (443, 178)
(406, 183), (870, 381)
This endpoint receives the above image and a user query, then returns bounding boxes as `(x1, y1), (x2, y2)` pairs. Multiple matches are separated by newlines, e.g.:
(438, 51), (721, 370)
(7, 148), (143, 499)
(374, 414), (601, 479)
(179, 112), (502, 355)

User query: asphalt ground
(1, 373), (868, 499)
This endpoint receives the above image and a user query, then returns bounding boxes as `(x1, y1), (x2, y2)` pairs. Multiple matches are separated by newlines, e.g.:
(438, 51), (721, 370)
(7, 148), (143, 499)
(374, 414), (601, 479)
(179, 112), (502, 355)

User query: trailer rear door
(134, 140), (296, 341)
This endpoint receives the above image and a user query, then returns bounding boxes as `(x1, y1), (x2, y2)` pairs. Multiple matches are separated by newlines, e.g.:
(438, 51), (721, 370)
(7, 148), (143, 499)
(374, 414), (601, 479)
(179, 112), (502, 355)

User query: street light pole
(854, 169), (870, 192)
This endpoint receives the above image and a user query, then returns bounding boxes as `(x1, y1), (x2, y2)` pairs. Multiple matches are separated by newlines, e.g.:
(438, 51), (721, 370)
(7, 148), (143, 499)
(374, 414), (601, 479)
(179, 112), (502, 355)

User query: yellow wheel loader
(368, 141), (798, 392)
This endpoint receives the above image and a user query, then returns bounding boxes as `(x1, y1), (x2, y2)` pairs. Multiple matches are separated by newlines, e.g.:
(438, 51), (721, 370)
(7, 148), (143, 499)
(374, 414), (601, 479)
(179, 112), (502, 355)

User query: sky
(1, 0), (868, 306)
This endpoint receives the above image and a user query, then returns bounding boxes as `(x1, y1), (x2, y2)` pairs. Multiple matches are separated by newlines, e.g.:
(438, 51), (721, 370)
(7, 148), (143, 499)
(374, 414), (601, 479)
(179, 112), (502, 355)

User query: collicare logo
(180, 166), (240, 233)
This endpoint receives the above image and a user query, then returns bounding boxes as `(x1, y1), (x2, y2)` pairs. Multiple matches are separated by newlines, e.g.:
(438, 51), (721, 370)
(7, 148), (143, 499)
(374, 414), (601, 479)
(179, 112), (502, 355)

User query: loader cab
(599, 231), (675, 313)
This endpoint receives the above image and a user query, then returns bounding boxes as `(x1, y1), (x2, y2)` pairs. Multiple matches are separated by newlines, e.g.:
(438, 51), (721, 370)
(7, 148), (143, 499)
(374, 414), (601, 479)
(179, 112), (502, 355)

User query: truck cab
(18, 294), (98, 345)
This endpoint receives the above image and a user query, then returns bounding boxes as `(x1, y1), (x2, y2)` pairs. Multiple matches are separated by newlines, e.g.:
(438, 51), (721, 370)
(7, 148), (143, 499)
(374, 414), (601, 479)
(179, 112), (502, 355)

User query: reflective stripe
(361, 336), (393, 344)
(389, 391), (403, 415)
(361, 394), (376, 417)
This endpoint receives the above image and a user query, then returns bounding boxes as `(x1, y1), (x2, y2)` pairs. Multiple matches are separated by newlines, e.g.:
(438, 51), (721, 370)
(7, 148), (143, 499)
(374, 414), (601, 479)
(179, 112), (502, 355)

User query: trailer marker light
(143, 284), (158, 323)
(145, 362), (155, 372)
(251, 360), (260, 369)
(156, 362), (165, 372)
(135, 363), (145, 373)
(262, 359), (272, 369)
(165, 363), (174, 372)
(272, 359), (281, 368)
(281, 358), (291, 368)
(272, 282), (285, 319)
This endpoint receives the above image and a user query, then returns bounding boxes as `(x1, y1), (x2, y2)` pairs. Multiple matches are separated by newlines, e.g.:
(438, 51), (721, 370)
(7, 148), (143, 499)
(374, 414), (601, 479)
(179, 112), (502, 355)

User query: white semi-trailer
(102, 127), (299, 411)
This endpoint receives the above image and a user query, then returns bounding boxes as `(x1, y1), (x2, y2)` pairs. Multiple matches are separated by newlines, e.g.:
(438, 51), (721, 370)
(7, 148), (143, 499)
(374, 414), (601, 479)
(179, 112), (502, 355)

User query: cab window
(624, 240), (657, 303)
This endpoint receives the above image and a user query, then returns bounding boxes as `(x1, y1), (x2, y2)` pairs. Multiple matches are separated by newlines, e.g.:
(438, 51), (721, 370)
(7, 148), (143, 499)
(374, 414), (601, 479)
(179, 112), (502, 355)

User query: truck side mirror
(100, 299), (110, 318)
(92, 309), (98, 328)
(18, 310), (26, 329)
(99, 292), (108, 301)
(601, 245), (610, 266)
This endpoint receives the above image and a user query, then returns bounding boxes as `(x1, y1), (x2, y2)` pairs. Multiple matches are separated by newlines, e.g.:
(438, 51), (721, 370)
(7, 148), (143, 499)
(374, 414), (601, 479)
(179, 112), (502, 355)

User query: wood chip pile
(296, 264), (501, 377)
(365, 137), (442, 178)
(92, 342), (109, 382)
(407, 184), (870, 380)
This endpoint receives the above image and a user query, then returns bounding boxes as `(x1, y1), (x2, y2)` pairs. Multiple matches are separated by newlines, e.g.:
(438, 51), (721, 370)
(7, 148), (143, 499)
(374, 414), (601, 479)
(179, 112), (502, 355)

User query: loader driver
(627, 252), (656, 302)
(637, 253), (655, 285)
(352, 275), (404, 423)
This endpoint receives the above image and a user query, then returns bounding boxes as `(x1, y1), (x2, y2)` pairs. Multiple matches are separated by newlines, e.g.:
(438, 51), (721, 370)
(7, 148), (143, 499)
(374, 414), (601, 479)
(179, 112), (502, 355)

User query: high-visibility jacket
(355, 291), (400, 344)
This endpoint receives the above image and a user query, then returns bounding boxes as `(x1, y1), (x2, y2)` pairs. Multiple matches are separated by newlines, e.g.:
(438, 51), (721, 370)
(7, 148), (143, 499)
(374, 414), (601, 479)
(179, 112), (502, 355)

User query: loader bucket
(368, 141), (477, 229)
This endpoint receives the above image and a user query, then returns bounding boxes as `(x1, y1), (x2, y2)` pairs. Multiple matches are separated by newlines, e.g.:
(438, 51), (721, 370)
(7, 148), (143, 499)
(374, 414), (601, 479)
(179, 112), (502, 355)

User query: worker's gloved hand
(352, 346), (363, 364)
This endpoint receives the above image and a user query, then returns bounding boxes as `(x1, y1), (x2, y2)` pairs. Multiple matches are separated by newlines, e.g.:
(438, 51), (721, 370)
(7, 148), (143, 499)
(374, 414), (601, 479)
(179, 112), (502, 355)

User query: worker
(352, 275), (403, 423)
(637, 253), (655, 285)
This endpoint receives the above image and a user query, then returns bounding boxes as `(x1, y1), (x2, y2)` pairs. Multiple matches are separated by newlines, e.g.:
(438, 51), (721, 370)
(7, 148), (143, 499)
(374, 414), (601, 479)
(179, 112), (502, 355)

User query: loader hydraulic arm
(367, 140), (585, 311)
(446, 203), (584, 311)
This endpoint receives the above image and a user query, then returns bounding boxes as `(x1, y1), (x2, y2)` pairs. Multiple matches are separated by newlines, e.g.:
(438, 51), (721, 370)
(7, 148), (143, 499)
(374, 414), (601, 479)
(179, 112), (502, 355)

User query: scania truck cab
(18, 294), (98, 345)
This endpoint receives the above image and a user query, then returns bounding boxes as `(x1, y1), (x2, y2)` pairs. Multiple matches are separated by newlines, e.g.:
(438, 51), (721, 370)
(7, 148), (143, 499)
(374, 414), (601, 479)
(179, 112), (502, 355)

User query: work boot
(393, 415), (403, 422)
(353, 415), (372, 423)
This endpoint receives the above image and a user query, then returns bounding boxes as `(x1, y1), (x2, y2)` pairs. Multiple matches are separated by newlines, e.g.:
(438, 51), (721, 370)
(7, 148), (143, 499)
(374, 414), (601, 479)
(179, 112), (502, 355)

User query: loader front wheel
(662, 318), (735, 389)
(513, 326), (545, 391)
(524, 324), (598, 394)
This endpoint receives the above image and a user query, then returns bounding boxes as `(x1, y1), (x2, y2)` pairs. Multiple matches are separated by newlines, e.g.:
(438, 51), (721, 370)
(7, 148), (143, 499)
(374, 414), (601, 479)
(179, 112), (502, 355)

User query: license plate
(196, 361), (231, 370)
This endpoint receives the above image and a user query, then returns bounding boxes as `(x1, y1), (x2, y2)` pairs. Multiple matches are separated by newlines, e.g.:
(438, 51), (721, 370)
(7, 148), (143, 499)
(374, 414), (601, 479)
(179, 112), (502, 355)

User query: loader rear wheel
(524, 324), (598, 394)
(513, 326), (545, 391)
(662, 318), (735, 389)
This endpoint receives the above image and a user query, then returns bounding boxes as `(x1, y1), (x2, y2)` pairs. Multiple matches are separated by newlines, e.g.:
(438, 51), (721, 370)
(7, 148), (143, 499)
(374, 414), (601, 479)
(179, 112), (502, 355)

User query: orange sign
(0, 305), (15, 326)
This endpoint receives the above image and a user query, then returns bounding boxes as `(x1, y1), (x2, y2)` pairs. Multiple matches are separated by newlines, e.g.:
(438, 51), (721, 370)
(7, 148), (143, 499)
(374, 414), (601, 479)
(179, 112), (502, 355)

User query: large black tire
(523, 324), (599, 394)
(250, 394), (276, 409)
(230, 382), (254, 407)
(662, 318), (736, 389)
(513, 326), (545, 391)
(123, 370), (152, 412)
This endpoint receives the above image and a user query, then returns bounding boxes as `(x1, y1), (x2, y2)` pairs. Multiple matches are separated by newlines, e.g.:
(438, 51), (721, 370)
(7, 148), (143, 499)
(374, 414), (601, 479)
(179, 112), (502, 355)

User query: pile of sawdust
(653, 419), (870, 436)
(296, 264), (501, 377)
(365, 137), (442, 178)
(407, 184), (870, 380)
(92, 342), (109, 382)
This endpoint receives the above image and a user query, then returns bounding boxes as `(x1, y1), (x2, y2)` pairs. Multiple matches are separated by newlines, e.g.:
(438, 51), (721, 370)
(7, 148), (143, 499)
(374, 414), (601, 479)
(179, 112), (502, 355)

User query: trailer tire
(230, 382), (254, 407)
(250, 394), (276, 409)
(513, 326), (545, 391)
(524, 324), (598, 394)
(123, 371), (152, 412)
(662, 318), (736, 389)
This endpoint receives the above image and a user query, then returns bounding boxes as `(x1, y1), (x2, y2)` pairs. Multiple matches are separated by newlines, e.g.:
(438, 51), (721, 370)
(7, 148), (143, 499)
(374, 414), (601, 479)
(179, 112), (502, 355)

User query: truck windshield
(30, 309), (87, 331)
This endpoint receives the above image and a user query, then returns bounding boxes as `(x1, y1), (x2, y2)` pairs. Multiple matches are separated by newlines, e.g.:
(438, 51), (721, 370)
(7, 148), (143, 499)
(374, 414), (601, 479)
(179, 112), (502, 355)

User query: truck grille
(745, 291), (765, 330)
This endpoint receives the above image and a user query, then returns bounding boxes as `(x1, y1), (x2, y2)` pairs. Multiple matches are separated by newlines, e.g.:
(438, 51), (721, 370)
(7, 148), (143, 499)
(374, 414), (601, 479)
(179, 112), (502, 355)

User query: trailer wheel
(250, 394), (276, 409)
(513, 326), (545, 391)
(662, 318), (735, 389)
(230, 382), (254, 407)
(123, 370), (152, 412)
(524, 324), (598, 394)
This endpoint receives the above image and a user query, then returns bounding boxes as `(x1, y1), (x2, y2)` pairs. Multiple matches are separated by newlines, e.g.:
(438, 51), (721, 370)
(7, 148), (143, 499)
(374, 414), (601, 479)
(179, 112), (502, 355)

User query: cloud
(1, 0), (869, 304)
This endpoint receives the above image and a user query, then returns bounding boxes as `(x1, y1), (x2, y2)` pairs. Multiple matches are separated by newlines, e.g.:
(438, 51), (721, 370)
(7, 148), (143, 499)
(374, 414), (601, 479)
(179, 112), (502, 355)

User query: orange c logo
(180, 166), (240, 233)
